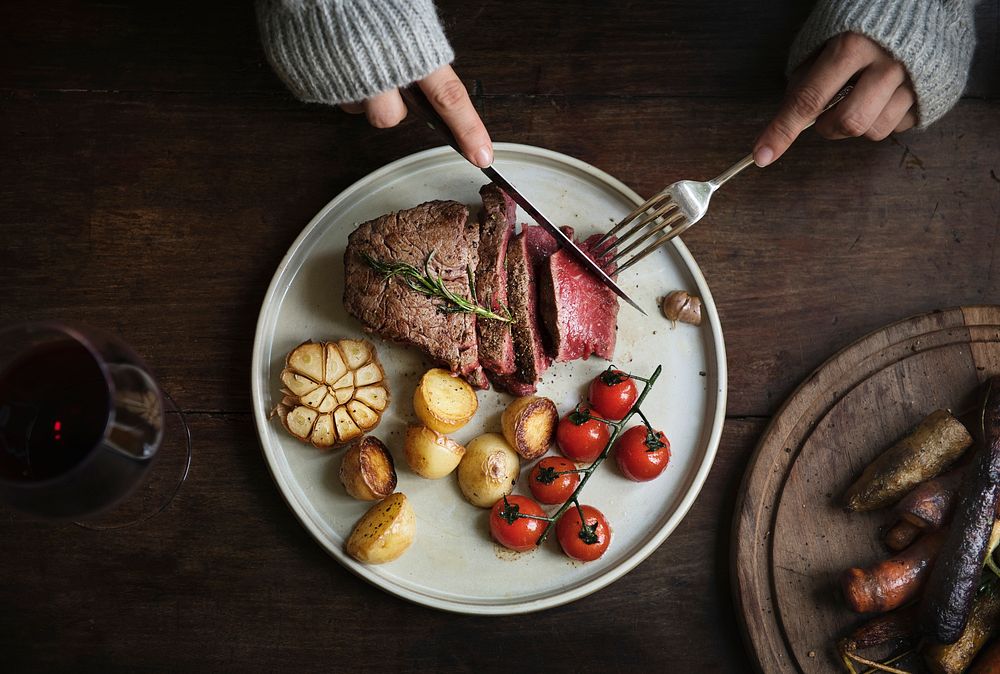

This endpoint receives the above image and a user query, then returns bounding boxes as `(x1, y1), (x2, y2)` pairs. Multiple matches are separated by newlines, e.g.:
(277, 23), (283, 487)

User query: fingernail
(473, 146), (493, 168)
(754, 146), (774, 168)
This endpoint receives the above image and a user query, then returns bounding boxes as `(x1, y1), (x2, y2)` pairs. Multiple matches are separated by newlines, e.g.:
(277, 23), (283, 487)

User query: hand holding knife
(399, 84), (646, 315)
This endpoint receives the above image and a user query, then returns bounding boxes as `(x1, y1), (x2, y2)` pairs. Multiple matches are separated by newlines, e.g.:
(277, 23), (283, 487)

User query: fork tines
(590, 193), (689, 273)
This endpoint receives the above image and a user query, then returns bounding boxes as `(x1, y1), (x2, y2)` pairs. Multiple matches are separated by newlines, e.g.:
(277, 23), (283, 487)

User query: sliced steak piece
(487, 371), (538, 397)
(474, 184), (517, 375)
(343, 200), (484, 384)
(538, 232), (619, 362)
(497, 225), (573, 394)
(465, 366), (490, 391)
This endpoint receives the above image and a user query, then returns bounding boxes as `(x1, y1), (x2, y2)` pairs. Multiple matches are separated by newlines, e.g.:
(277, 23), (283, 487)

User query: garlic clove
(347, 400), (379, 430)
(285, 406), (318, 439)
(355, 362), (383, 387)
(355, 385), (388, 411)
(325, 343), (347, 384)
(288, 341), (325, 381)
(339, 339), (370, 370)
(334, 406), (362, 443)
(281, 371), (321, 397)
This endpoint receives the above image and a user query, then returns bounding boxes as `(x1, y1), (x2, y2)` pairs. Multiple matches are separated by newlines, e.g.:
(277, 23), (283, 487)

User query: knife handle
(399, 85), (471, 161)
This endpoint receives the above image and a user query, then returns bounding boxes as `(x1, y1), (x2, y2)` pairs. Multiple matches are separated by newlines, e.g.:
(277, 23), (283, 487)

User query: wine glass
(0, 322), (190, 526)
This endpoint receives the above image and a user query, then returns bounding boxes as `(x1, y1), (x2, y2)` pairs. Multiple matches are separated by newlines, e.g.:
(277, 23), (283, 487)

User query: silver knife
(400, 85), (646, 315)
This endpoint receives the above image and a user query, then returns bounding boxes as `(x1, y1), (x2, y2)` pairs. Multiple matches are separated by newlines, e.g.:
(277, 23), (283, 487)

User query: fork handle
(709, 84), (853, 190)
(709, 153), (756, 189)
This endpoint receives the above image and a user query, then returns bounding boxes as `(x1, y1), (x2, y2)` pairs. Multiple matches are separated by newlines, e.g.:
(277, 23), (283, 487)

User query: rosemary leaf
(362, 251), (512, 323)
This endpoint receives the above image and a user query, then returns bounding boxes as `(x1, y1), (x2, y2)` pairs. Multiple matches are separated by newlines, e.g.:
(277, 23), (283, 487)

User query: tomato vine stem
(529, 364), (663, 545)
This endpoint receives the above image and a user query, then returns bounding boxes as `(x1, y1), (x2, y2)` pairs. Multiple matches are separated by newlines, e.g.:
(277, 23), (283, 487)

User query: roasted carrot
(970, 638), (1000, 674)
(842, 531), (946, 614)
(924, 580), (1000, 674)
(921, 379), (1000, 644)
(844, 410), (972, 513)
(894, 468), (964, 530)
(885, 519), (922, 551)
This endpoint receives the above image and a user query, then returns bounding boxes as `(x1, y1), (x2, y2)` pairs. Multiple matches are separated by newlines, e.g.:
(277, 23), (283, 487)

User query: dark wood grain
(2, 1), (997, 98)
(1, 0), (999, 671)
(735, 307), (1000, 673)
(0, 414), (762, 672)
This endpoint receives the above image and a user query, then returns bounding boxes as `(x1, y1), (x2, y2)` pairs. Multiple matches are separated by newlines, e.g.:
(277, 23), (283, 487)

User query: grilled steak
(538, 233), (618, 362)
(494, 225), (572, 394)
(343, 200), (484, 383)
(475, 184), (517, 375)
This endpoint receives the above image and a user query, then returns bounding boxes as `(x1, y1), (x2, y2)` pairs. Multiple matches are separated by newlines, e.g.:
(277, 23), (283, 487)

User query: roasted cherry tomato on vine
(588, 369), (638, 421)
(556, 504), (611, 561)
(614, 425), (671, 481)
(489, 495), (546, 552)
(556, 407), (611, 463)
(528, 456), (581, 504)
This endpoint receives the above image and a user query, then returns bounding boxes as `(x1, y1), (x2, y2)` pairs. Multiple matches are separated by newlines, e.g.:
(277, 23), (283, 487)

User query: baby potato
(339, 436), (397, 501)
(345, 492), (415, 564)
(457, 433), (520, 508)
(404, 425), (466, 479)
(413, 368), (478, 433)
(501, 395), (557, 460)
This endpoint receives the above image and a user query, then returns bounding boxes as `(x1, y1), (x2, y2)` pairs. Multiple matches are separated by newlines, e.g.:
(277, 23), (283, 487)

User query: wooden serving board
(732, 306), (1000, 673)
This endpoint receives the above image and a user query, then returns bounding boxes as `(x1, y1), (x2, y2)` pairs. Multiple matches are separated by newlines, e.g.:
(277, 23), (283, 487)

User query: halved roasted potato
(339, 436), (397, 501)
(413, 367), (478, 434)
(272, 339), (390, 447)
(501, 395), (557, 460)
(404, 425), (466, 479)
(345, 492), (416, 564)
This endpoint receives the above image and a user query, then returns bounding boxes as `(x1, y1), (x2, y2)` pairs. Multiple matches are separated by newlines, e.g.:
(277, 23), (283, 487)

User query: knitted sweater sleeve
(787, 0), (980, 127)
(256, 0), (454, 105)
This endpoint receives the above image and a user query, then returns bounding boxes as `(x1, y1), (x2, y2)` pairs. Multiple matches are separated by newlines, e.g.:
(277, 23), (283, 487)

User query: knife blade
(480, 165), (645, 315)
(400, 85), (646, 315)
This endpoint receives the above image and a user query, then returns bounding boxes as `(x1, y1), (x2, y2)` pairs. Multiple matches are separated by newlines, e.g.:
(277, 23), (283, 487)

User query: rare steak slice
(474, 184), (517, 375)
(343, 200), (484, 384)
(496, 225), (572, 394)
(538, 233), (619, 362)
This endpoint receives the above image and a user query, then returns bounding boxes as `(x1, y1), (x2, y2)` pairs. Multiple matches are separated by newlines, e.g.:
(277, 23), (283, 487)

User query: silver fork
(591, 85), (853, 272)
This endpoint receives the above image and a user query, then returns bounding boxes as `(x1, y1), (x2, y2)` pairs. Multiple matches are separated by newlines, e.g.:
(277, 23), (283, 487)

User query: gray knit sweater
(257, 0), (979, 126)
(788, 0), (980, 127)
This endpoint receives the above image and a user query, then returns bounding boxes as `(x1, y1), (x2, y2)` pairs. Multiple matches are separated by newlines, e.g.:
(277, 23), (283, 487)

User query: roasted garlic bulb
(273, 339), (389, 447)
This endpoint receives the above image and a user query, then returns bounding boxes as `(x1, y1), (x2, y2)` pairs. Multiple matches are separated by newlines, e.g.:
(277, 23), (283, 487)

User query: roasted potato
(345, 492), (416, 564)
(413, 368), (478, 433)
(457, 433), (519, 508)
(339, 436), (397, 501)
(501, 395), (557, 460)
(404, 425), (466, 479)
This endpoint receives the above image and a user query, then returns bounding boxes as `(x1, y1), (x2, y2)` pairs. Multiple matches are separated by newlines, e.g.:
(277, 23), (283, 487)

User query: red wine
(0, 340), (110, 481)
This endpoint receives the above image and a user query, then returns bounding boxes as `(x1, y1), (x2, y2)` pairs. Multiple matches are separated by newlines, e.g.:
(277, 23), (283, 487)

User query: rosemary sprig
(362, 251), (512, 323)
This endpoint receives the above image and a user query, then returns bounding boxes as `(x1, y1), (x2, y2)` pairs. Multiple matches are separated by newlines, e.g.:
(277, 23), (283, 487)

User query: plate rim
(250, 142), (728, 615)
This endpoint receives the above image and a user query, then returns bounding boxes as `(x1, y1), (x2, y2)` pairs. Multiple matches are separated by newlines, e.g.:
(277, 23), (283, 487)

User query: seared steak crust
(343, 200), (482, 380)
(475, 184), (517, 375)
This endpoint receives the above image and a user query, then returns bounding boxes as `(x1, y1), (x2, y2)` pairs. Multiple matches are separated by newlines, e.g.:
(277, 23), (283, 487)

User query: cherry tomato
(556, 504), (611, 561)
(614, 425), (671, 481)
(489, 495), (546, 552)
(588, 369), (638, 421)
(556, 407), (611, 463)
(528, 456), (581, 504)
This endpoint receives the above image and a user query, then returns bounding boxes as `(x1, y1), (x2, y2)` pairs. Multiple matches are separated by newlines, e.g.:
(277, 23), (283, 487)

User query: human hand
(754, 33), (917, 167)
(340, 64), (493, 168)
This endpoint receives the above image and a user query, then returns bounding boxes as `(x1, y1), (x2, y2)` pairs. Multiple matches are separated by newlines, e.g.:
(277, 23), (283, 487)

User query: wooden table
(2, 1), (998, 670)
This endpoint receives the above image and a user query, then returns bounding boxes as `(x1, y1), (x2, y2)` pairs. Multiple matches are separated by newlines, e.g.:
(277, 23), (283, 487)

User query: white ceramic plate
(251, 144), (727, 614)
